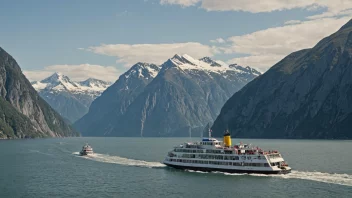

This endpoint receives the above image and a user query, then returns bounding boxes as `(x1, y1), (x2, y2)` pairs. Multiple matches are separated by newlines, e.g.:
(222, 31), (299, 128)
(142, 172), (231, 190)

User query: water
(0, 138), (351, 198)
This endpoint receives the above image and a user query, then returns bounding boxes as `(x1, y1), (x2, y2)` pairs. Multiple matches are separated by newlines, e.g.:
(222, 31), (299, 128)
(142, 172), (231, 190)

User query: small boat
(79, 143), (94, 156)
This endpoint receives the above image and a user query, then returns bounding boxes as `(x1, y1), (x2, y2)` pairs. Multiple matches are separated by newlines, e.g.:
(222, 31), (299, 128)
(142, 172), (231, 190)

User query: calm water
(0, 138), (351, 198)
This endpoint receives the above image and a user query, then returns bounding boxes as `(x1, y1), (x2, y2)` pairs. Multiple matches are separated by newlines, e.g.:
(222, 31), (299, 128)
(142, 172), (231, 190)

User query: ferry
(163, 131), (291, 174)
(79, 143), (94, 156)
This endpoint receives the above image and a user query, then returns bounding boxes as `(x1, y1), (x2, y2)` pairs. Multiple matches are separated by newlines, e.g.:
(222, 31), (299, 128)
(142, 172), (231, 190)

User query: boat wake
(73, 152), (166, 168)
(273, 170), (352, 187)
(191, 170), (352, 187)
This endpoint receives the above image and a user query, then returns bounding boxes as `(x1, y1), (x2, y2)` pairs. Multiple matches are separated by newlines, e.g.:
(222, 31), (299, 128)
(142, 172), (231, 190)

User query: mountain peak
(32, 72), (111, 93)
(124, 62), (161, 79)
(41, 72), (71, 84)
(79, 78), (111, 87)
(170, 54), (197, 66)
(172, 54), (182, 59)
(199, 57), (221, 67)
(339, 18), (352, 31)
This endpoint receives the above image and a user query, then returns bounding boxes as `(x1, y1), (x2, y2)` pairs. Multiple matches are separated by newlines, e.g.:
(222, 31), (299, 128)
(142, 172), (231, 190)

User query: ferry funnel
(223, 130), (231, 147)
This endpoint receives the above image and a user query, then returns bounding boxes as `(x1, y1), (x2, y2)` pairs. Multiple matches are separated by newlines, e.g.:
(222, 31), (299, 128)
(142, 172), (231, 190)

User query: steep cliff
(0, 47), (79, 139)
(212, 20), (352, 139)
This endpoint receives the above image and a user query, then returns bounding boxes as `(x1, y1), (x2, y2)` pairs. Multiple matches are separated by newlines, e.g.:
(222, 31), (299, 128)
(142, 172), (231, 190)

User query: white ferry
(79, 143), (94, 156)
(163, 131), (291, 174)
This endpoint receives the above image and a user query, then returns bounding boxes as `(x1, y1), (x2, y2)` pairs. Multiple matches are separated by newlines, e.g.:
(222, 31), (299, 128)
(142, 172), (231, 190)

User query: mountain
(0, 47), (79, 139)
(31, 73), (111, 123)
(74, 62), (161, 136)
(75, 54), (260, 137)
(212, 19), (352, 139)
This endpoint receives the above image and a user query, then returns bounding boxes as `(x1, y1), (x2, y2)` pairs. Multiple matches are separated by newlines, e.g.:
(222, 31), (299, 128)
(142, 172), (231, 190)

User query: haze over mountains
(75, 54), (261, 137)
(0, 47), (78, 139)
(31, 73), (111, 123)
(212, 19), (352, 139)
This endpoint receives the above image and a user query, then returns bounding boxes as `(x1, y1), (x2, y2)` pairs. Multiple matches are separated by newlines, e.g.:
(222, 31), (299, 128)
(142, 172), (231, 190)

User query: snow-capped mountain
(32, 73), (112, 123)
(32, 72), (111, 97)
(75, 54), (261, 137)
(166, 54), (260, 78)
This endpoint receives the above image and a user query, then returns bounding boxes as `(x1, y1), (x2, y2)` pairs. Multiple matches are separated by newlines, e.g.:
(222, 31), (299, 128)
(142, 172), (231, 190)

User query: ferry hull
(79, 151), (93, 156)
(164, 162), (291, 175)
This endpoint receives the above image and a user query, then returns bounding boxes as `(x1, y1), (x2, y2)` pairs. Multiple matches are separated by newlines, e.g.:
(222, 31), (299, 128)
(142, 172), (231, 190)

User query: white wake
(210, 170), (352, 187)
(73, 152), (166, 168)
(272, 170), (352, 187)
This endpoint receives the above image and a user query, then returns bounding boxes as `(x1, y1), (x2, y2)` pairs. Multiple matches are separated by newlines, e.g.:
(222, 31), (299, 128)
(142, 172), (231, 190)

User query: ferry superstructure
(79, 143), (93, 156)
(163, 131), (291, 174)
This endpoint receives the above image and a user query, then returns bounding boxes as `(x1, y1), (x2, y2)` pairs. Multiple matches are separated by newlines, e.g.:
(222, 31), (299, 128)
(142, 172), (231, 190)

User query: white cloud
(284, 20), (301, 25)
(84, 42), (218, 66)
(24, 64), (119, 82)
(225, 16), (351, 70)
(210, 38), (226, 44)
(308, 8), (352, 19)
(160, 0), (200, 7)
(160, 0), (352, 17)
(200, 0), (319, 12)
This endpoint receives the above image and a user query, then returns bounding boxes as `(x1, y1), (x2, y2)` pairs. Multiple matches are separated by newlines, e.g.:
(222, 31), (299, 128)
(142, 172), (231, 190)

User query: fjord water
(0, 138), (351, 198)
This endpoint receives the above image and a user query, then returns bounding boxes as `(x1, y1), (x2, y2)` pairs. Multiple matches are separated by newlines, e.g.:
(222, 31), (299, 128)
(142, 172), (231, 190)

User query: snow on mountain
(167, 54), (259, 76)
(31, 73), (112, 122)
(124, 62), (161, 79)
(32, 72), (111, 97)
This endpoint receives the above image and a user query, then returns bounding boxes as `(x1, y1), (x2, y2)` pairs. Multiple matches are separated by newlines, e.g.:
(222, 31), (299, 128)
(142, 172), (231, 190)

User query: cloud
(160, 0), (352, 17)
(307, 8), (352, 19)
(210, 38), (225, 44)
(160, 0), (200, 7)
(225, 16), (351, 70)
(200, 0), (319, 12)
(83, 42), (218, 66)
(24, 64), (119, 82)
(284, 20), (301, 25)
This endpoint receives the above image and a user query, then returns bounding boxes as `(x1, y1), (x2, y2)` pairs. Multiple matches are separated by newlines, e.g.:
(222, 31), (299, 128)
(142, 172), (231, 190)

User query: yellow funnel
(223, 131), (231, 147)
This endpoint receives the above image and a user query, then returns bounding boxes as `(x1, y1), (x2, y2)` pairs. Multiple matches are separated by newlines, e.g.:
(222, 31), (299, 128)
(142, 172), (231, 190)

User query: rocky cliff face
(31, 73), (111, 123)
(74, 62), (161, 136)
(0, 47), (79, 139)
(212, 20), (352, 139)
(75, 55), (260, 137)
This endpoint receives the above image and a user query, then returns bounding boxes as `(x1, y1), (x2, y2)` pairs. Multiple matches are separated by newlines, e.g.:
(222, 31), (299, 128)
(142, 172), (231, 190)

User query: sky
(1, 0), (352, 82)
